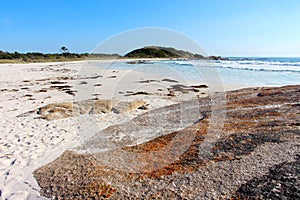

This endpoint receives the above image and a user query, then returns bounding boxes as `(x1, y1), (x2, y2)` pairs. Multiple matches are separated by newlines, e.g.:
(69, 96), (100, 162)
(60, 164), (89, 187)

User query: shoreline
(0, 58), (186, 65)
(0, 58), (176, 66)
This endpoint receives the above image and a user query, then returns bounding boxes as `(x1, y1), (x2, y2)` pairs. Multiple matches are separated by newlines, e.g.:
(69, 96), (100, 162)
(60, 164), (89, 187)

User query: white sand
(0, 60), (241, 199)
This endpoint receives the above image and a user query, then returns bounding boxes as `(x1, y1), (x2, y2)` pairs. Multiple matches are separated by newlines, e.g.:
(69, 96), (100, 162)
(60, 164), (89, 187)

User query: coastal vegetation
(0, 51), (121, 63)
(0, 51), (87, 63)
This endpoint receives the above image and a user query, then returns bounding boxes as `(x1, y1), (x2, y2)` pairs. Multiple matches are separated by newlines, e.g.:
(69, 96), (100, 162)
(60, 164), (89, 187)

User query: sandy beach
(0, 60), (299, 199)
(0, 60), (219, 199)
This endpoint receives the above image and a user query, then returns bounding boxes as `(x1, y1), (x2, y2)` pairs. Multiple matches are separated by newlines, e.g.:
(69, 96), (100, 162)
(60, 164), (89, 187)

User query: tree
(60, 46), (69, 53)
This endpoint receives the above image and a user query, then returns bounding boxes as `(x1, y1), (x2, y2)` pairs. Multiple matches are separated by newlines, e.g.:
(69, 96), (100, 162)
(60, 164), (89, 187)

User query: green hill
(124, 47), (180, 58)
(124, 46), (206, 59)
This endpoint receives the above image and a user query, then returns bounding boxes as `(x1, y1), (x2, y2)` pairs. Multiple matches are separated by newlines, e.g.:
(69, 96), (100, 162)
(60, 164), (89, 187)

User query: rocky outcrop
(19, 99), (148, 120)
(33, 85), (300, 199)
(37, 102), (77, 120)
(233, 155), (300, 199)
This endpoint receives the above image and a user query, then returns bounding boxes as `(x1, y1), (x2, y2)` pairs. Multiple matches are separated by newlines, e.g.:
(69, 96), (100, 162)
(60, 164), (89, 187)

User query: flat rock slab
(34, 85), (300, 199)
(18, 99), (148, 120)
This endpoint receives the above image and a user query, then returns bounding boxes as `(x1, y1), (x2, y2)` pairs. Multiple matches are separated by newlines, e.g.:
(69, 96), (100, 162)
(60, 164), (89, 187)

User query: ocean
(106, 57), (300, 88)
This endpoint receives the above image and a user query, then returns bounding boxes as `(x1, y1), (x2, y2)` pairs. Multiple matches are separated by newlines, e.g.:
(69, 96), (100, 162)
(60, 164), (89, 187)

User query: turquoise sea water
(107, 57), (300, 87)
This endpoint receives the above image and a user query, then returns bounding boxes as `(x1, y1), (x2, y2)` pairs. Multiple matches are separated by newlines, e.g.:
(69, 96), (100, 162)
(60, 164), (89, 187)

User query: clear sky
(0, 0), (300, 57)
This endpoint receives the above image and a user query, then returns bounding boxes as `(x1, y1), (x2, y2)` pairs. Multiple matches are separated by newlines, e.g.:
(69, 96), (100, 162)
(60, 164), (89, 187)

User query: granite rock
(19, 99), (148, 120)
(33, 85), (300, 199)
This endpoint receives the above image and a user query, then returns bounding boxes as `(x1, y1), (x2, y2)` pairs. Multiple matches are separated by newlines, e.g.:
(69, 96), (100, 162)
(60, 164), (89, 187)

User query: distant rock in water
(126, 60), (152, 64)
(207, 55), (229, 60)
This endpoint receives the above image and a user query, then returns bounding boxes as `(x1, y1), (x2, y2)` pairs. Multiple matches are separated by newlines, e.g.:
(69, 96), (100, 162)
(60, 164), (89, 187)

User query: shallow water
(104, 58), (300, 87)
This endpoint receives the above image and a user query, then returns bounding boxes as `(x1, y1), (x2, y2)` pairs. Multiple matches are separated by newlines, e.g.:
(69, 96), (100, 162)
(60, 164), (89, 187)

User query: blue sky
(0, 0), (299, 56)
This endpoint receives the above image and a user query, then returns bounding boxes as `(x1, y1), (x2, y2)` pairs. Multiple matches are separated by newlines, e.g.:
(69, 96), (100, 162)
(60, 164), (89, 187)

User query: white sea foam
(157, 59), (300, 72)
(208, 60), (300, 72)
